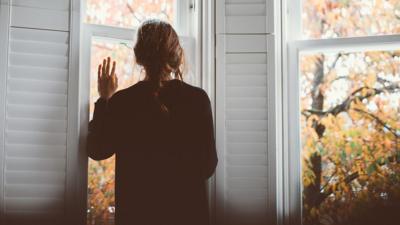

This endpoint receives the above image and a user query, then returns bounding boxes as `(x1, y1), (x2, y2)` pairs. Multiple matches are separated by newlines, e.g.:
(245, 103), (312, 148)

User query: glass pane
(89, 39), (140, 118)
(302, 0), (400, 39)
(300, 50), (400, 225)
(85, 0), (176, 29)
(87, 38), (139, 225)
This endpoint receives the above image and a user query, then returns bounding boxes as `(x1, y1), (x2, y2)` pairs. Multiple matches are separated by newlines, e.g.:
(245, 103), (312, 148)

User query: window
(302, 0), (400, 39)
(85, 0), (177, 29)
(286, 1), (400, 225)
(81, 1), (200, 225)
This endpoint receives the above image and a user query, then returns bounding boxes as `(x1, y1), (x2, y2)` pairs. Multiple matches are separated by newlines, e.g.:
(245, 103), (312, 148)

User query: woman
(87, 19), (218, 225)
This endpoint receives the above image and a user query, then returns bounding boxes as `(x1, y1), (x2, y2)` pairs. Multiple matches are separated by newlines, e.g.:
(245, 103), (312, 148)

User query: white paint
(11, 6), (69, 31)
(0, 1), (11, 223)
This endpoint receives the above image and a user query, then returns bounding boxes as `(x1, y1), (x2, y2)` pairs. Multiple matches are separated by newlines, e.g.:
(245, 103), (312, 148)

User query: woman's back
(87, 79), (218, 225)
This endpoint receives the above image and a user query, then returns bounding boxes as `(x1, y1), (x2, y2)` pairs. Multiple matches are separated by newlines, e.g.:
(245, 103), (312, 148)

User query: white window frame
(282, 1), (400, 224)
(77, 0), (216, 224)
(0, 1), (10, 223)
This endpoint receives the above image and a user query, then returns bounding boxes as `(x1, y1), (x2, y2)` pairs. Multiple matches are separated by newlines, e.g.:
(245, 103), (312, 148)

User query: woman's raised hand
(98, 57), (118, 100)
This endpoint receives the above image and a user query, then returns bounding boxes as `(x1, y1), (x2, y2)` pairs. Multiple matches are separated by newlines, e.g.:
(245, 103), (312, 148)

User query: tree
(301, 51), (400, 225)
(301, 1), (400, 224)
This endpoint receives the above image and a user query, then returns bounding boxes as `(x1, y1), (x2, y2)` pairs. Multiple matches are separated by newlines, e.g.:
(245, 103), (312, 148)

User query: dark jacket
(87, 79), (218, 225)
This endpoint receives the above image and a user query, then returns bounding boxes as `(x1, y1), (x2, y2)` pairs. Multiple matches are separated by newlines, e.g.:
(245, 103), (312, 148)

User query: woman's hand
(98, 57), (118, 100)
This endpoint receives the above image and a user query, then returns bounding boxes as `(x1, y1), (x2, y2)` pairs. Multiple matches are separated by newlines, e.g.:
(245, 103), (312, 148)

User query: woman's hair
(134, 19), (184, 114)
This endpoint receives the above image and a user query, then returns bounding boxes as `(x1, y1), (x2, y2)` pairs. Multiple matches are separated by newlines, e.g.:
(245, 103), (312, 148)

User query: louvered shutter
(215, 0), (275, 224)
(0, 1), (80, 224)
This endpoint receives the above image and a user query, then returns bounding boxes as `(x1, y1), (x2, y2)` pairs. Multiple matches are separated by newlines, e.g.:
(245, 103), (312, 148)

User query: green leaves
(366, 163), (377, 175)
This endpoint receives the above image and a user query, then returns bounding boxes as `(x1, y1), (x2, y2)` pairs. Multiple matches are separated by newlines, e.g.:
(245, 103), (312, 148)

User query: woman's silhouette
(87, 19), (218, 225)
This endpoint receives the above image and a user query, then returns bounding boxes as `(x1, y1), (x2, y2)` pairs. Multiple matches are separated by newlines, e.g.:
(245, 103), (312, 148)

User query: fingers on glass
(111, 61), (116, 77)
(102, 58), (106, 76)
(97, 64), (101, 80)
(106, 57), (111, 76)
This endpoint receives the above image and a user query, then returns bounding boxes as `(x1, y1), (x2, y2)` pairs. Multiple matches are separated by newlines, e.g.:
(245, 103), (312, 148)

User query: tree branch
(303, 84), (400, 118)
(352, 108), (399, 138)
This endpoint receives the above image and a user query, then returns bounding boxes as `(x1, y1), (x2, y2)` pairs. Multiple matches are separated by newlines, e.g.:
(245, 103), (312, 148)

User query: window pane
(88, 38), (138, 225)
(302, 0), (400, 39)
(89, 39), (140, 118)
(300, 50), (400, 225)
(85, 0), (176, 29)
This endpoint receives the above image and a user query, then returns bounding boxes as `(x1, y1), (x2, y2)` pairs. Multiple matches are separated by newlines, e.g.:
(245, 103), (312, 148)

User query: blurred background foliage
(302, 1), (400, 224)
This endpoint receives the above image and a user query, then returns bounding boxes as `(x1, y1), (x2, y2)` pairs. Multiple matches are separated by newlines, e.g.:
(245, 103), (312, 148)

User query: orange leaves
(364, 73), (377, 87)
(85, 0), (176, 29)
(88, 156), (116, 225)
(301, 50), (400, 225)
(303, 0), (400, 39)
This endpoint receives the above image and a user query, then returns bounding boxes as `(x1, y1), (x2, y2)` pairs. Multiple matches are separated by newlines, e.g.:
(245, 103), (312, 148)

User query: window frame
(282, 1), (400, 224)
(0, 1), (10, 223)
(78, 0), (213, 224)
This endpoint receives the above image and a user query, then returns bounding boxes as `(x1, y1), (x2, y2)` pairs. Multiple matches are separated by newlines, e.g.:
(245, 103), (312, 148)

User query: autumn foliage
(301, 1), (400, 224)
(303, 0), (400, 39)
(300, 51), (400, 225)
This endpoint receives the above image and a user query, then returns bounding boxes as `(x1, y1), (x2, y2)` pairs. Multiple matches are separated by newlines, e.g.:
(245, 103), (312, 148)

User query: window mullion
(84, 24), (136, 42)
(292, 35), (400, 53)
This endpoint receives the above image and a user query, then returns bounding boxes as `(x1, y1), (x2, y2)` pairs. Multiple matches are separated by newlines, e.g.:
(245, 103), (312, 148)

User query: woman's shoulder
(106, 82), (144, 107)
(172, 80), (211, 103)
(111, 81), (146, 99)
(109, 79), (210, 105)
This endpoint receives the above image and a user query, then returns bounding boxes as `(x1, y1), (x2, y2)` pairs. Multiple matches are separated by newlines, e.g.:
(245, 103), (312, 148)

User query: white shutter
(0, 1), (80, 224)
(215, 0), (275, 224)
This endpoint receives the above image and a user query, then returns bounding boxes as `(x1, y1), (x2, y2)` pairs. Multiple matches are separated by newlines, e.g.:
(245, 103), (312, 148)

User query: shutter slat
(227, 177), (267, 189)
(227, 97), (267, 109)
(227, 131), (267, 143)
(227, 16), (266, 33)
(227, 143), (267, 154)
(227, 75), (267, 87)
(226, 53), (267, 63)
(9, 53), (69, 69)
(6, 171), (66, 185)
(226, 64), (267, 74)
(11, 6), (69, 31)
(227, 155), (267, 166)
(226, 109), (267, 120)
(10, 27), (69, 43)
(9, 65), (68, 82)
(5, 157), (66, 172)
(226, 165), (267, 177)
(5, 197), (64, 211)
(7, 104), (67, 120)
(6, 118), (67, 133)
(226, 4), (266, 16)
(227, 120), (267, 131)
(8, 78), (68, 94)
(5, 144), (66, 159)
(226, 0), (265, 3)
(5, 184), (65, 198)
(7, 91), (67, 107)
(10, 40), (69, 56)
(6, 131), (67, 146)
(12, 0), (70, 11)
(227, 189), (267, 198)
(227, 87), (267, 97)
(226, 35), (267, 53)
